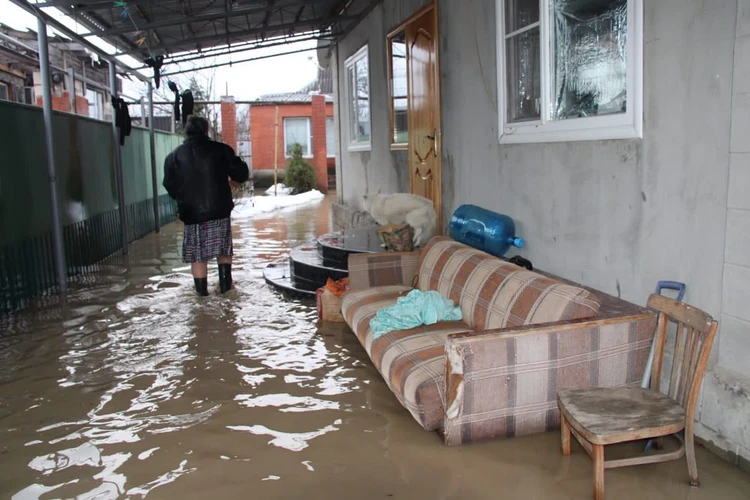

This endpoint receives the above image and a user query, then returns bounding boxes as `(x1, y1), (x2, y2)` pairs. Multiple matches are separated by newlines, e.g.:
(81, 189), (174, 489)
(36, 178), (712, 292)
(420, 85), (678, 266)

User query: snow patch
(233, 190), (324, 218)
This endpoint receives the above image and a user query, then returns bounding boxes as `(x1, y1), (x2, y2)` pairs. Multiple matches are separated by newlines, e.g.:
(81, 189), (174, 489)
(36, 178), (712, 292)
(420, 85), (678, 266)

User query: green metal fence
(0, 100), (182, 317)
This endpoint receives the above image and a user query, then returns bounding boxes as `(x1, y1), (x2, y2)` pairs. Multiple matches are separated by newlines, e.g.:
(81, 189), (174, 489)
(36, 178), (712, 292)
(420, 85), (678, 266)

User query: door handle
(425, 129), (437, 157)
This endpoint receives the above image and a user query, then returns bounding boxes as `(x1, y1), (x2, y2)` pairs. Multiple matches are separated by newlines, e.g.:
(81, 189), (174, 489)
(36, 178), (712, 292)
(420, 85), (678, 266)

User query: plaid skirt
(182, 217), (233, 263)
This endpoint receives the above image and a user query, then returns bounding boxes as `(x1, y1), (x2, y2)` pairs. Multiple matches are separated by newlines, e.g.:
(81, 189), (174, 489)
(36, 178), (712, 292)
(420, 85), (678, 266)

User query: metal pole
(37, 17), (68, 294)
(66, 67), (75, 114)
(274, 105), (279, 196)
(148, 83), (160, 232)
(110, 61), (129, 255)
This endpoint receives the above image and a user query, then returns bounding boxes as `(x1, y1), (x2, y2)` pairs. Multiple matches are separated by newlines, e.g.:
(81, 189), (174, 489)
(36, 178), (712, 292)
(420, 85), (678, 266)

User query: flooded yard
(1, 195), (749, 499)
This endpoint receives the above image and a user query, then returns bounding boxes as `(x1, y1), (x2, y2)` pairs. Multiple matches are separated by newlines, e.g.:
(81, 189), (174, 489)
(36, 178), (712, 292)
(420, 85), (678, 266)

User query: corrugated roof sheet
(43, 0), (381, 59)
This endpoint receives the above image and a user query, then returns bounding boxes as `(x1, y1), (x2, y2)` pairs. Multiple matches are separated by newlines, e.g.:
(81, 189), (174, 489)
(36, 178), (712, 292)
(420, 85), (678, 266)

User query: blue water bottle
(449, 205), (525, 257)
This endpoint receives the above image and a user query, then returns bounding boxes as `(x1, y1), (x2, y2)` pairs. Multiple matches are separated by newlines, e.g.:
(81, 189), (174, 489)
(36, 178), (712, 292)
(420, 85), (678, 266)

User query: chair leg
(593, 444), (605, 500)
(685, 428), (700, 487)
(561, 415), (571, 456)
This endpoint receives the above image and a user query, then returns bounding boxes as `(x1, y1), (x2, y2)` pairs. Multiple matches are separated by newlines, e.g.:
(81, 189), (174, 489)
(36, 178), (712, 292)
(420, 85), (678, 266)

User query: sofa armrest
(442, 312), (657, 445)
(347, 251), (421, 291)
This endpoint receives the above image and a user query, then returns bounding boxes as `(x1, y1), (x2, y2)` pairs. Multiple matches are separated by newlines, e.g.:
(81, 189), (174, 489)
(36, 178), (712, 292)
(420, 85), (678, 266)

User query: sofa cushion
(342, 286), (471, 430)
(417, 237), (601, 330)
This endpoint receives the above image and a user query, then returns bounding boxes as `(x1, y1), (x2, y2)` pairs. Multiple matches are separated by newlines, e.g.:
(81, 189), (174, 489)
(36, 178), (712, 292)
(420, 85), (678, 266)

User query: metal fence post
(110, 61), (129, 254)
(37, 17), (68, 294)
(148, 83), (160, 232)
(66, 67), (76, 113)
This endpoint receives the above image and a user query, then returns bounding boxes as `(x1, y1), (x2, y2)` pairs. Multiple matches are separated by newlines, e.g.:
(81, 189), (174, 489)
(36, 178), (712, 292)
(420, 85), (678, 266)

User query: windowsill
(348, 143), (372, 152)
(284, 155), (314, 159)
(499, 114), (642, 144)
(390, 143), (408, 151)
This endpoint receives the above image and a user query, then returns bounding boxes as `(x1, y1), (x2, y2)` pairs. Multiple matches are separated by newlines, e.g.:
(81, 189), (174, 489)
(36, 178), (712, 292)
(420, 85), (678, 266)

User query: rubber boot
(218, 263), (233, 294)
(194, 277), (209, 297)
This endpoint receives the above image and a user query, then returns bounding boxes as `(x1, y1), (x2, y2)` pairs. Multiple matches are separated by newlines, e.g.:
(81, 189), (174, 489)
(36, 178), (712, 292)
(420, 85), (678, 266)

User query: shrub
(284, 143), (316, 193)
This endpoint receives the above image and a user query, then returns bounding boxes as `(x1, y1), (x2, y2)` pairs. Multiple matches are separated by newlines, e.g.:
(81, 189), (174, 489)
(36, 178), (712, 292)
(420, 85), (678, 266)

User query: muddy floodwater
(1, 195), (749, 499)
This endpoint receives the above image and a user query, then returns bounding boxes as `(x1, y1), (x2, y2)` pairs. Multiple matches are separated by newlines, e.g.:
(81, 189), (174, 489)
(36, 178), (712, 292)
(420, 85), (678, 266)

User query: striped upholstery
(342, 286), (471, 429)
(417, 237), (601, 330)
(341, 236), (606, 435)
(348, 251), (420, 291)
(443, 316), (657, 445)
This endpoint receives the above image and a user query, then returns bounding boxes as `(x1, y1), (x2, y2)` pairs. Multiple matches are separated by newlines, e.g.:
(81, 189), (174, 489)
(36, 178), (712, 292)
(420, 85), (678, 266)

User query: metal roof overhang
(10, 0), (380, 80)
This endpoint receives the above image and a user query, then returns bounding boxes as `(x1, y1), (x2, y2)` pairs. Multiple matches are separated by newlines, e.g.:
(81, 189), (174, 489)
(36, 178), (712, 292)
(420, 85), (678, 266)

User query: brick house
(249, 92), (335, 192)
(0, 23), (113, 119)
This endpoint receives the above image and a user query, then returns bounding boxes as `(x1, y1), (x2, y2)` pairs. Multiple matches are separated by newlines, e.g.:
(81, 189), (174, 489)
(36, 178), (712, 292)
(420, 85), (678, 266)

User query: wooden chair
(557, 293), (719, 500)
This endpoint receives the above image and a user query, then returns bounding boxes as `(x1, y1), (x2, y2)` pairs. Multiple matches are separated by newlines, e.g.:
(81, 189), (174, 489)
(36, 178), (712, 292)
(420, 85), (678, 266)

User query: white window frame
(496, 0), (643, 144)
(345, 44), (371, 152)
(283, 116), (313, 158)
(326, 116), (336, 158)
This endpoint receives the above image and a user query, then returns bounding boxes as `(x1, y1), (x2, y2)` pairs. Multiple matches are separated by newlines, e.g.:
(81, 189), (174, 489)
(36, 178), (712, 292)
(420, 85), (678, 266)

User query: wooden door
(406, 4), (442, 229)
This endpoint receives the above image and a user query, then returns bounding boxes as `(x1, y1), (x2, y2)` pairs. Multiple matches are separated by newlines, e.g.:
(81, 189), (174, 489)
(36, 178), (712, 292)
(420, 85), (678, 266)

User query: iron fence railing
(0, 100), (181, 320)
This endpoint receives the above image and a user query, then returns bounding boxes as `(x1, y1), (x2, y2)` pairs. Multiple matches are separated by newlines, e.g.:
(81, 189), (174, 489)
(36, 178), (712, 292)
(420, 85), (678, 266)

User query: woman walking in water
(163, 115), (249, 296)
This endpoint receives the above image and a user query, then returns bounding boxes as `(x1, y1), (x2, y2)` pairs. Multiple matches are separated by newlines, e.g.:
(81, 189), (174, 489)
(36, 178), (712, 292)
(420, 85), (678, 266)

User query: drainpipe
(148, 83), (160, 232)
(37, 17), (68, 294)
(65, 61), (76, 114)
(333, 45), (344, 205)
(110, 61), (129, 255)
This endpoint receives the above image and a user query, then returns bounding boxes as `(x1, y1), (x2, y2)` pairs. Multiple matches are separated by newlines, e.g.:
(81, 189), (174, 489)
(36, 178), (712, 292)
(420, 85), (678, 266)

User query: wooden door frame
(388, 0), (442, 227)
(386, 27), (408, 151)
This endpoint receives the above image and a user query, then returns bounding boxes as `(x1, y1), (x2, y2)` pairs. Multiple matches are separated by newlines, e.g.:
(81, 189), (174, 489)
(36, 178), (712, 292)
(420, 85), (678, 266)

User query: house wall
(0, 63), (27, 103)
(333, 0), (750, 464)
(36, 92), (89, 116)
(701, 0), (750, 467)
(249, 99), (334, 191)
(333, 0), (426, 206)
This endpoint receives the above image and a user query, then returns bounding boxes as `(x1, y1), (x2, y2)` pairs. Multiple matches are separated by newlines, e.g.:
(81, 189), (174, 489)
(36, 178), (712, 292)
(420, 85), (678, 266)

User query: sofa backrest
(417, 237), (601, 330)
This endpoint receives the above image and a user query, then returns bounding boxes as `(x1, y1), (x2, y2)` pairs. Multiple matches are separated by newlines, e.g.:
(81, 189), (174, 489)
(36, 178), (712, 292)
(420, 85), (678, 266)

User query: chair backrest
(647, 294), (719, 419)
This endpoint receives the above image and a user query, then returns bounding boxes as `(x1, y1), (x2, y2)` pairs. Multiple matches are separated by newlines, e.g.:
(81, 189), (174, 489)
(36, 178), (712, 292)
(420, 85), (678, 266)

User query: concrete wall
(700, 0), (750, 468)
(332, 0), (750, 464)
(333, 1), (425, 207)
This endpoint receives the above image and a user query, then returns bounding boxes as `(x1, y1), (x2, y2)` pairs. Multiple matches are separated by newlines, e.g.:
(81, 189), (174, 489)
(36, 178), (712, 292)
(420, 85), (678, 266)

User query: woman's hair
(185, 115), (209, 137)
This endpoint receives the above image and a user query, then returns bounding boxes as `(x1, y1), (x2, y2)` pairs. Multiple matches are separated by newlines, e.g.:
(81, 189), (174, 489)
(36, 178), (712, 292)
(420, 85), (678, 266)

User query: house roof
(298, 66), (334, 94)
(254, 92), (333, 104)
(255, 65), (333, 104)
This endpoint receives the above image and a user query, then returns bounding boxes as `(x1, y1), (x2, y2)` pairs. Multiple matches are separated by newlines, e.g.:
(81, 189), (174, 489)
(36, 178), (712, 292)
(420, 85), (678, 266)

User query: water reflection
(0, 195), (354, 498)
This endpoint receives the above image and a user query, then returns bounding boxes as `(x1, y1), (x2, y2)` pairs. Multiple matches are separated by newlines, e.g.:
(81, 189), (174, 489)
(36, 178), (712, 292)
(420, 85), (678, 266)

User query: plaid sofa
(341, 237), (657, 445)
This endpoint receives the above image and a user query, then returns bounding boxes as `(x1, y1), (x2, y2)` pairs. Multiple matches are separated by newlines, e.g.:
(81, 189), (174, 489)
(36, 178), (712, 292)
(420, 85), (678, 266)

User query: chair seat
(558, 387), (686, 445)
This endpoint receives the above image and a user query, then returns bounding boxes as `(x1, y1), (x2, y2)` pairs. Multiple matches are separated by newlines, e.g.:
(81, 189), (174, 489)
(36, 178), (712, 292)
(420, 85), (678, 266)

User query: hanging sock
(144, 55), (164, 89)
(110, 97), (132, 146)
(180, 89), (194, 126)
(168, 80), (181, 123)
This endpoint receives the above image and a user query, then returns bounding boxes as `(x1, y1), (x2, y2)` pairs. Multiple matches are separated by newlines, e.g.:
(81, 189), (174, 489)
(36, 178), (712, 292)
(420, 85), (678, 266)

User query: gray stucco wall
(333, 2), (423, 207)
(705, 0), (750, 467)
(332, 0), (750, 464)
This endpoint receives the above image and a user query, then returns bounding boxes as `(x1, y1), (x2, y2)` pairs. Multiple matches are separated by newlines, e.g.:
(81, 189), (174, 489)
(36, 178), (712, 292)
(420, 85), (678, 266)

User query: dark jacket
(163, 136), (249, 225)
